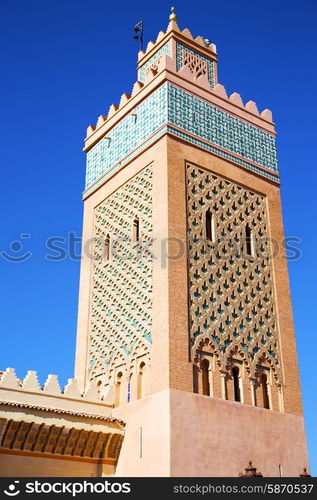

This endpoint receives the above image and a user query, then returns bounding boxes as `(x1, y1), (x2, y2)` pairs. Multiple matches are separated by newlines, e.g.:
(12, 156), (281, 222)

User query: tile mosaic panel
(86, 85), (168, 188)
(85, 83), (279, 196)
(167, 84), (278, 173)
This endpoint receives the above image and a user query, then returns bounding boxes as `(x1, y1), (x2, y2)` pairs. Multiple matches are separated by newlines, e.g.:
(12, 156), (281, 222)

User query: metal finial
(299, 467), (311, 477)
(133, 21), (144, 51)
(238, 460), (263, 478)
(169, 6), (177, 21)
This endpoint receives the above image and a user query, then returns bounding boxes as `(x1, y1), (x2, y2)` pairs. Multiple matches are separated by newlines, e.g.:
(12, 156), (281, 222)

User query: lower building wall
(114, 389), (309, 477)
(113, 390), (171, 477)
(170, 389), (309, 477)
(0, 453), (114, 477)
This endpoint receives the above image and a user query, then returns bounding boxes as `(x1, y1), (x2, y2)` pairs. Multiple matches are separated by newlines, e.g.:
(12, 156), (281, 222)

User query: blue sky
(0, 0), (316, 476)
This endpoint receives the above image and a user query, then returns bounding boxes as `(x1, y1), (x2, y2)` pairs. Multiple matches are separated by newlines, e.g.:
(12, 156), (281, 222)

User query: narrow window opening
(127, 380), (131, 403)
(206, 210), (215, 242)
(104, 234), (110, 262)
(97, 380), (102, 393)
(115, 372), (122, 408)
(245, 224), (253, 256)
(193, 364), (199, 393)
(260, 373), (270, 409)
(137, 362), (145, 399)
(132, 217), (140, 243)
(232, 366), (241, 402)
(201, 359), (210, 396)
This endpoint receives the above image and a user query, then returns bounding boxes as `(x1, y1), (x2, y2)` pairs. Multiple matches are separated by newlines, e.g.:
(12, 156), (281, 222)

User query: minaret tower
(75, 9), (309, 476)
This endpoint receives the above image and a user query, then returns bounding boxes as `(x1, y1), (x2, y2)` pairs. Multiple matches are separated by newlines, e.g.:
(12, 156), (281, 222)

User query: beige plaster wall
(112, 389), (308, 477)
(169, 389), (309, 477)
(113, 390), (171, 477)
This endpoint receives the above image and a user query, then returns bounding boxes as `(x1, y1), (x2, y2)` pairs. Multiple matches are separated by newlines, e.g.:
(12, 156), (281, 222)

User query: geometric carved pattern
(88, 166), (153, 383)
(139, 43), (170, 83)
(0, 418), (123, 460)
(186, 163), (282, 383)
(176, 42), (215, 87)
(183, 49), (208, 79)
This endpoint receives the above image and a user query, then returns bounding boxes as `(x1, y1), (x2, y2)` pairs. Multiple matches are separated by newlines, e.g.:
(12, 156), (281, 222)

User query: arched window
(206, 210), (215, 242)
(232, 366), (241, 402)
(260, 373), (270, 409)
(97, 380), (102, 393)
(245, 225), (254, 257)
(201, 359), (210, 396)
(132, 217), (140, 243)
(137, 362), (145, 400)
(115, 372), (122, 408)
(104, 234), (110, 262)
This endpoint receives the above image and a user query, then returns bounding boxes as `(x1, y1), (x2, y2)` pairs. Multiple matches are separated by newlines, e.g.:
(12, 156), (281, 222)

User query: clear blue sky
(0, 0), (316, 476)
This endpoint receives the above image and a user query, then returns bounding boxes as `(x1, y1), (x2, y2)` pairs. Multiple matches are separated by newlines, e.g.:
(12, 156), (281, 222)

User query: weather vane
(133, 21), (144, 51)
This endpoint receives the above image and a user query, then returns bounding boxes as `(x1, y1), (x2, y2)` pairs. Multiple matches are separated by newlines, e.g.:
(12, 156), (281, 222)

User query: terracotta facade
(0, 9), (309, 477)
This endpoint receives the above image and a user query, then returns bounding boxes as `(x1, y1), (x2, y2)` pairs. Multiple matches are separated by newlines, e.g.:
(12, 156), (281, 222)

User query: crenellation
(137, 49), (145, 61)
(261, 109), (273, 122)
(42, 374), (62, 395)
(181, 28), (194, 40)
(0, 367), (20, 388)
(85, 20), (273, 155)
(131, 80), (144, 96)
(119, 92), (131, 107)
(213, 83), (228, 98)
(146, 40), (156, 52)
(96, 114), (107, 128)
(195, 35), (207, 47)
(156, 30), (166, 44)
(21, 370), (41, 391)
(229, 92), (244, 107)
(63, 377), (82, 398)
(0, 368), (103, 403)
(107, 103), (119, 118)
(84, 380), (101, 401)
(245, 100), (260, 115)
(86, 124), (96, 138)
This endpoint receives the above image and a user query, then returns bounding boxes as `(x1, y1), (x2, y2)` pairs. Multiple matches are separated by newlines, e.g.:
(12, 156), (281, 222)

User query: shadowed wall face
(87, 166), (153, 400)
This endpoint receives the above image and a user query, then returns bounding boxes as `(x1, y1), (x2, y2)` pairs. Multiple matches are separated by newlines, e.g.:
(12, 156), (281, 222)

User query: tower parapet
(83, 13), (278, 199)
(0, 367), (115, 407)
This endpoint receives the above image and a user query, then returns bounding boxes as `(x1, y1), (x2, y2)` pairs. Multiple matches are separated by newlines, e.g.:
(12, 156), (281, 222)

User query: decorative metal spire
(133, 21), (144, 51)
(169, 6), (177, 22)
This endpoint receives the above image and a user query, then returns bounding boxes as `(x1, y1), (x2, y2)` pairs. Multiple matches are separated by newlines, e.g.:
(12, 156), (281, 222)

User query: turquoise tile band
(85, 82), (279, 196)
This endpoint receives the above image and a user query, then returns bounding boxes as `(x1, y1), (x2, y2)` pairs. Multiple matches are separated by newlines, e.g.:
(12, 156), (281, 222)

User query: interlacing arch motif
(187, 162), (282, 385)
(183, 49), (208, 79)
(88, 166), (153, 384)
